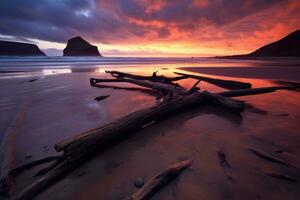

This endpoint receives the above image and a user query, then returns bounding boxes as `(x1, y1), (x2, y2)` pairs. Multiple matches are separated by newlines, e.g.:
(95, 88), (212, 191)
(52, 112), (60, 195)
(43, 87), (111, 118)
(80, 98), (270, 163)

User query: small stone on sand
(134, 178), (144, 188)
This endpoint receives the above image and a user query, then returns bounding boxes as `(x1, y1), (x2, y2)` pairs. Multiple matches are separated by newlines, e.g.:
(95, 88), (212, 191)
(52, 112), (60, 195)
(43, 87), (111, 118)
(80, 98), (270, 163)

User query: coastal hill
(0, 40), (45, 56)
(221, 30), (300, 58)
(63, 36), (102, 56)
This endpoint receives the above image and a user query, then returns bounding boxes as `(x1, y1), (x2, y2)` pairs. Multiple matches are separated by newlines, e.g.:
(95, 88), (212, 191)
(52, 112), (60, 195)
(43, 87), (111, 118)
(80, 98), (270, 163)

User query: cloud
(0, 0), (299, 56)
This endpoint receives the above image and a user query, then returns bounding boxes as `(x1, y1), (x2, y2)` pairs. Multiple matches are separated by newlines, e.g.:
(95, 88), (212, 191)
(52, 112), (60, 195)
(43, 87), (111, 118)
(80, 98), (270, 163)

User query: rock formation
(63, 36), (101, 56)
(0, 41), (45, 56)
(220, 30), (300, 58)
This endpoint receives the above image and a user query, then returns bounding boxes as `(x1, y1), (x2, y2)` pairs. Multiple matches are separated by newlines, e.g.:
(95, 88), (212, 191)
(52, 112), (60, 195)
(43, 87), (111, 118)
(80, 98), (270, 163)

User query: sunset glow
(0, 0), (299, 56)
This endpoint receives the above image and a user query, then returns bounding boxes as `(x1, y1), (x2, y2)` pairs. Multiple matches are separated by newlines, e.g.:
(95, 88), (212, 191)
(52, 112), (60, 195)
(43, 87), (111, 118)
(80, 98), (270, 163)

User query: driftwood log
(174, 71), (251, 90)
(14, 70), (297, 200)
(105, 70), (188, 87)
(219, 86), (293, 97)
(127, 159), (191, 200)
(90, 78), (188, 95)
(54, 92), (245, 158)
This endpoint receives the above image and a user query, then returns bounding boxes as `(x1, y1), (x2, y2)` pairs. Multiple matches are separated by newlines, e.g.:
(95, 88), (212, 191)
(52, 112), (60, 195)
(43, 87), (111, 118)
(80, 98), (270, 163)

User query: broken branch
(219, 86), (293, 97)
(10, 156), (62, 176)
(105, 70), (187, 86)
(174, 71), (251, 90)
(127, 159), (191, 200)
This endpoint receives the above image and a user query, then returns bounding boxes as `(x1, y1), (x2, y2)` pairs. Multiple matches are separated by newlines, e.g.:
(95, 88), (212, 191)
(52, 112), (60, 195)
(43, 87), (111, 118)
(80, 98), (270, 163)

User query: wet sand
(1, 67), (300, 200)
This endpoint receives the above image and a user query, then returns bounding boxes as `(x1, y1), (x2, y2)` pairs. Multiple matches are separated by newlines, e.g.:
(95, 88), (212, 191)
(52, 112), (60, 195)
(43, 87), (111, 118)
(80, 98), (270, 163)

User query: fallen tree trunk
(105, 70), (188, 86)
(55, 92), (245, 156)
(127, 159), (191, 200)
(56, 85), (294, 155)
(174, 71), (252, 90)
(90, 78), (188, 95)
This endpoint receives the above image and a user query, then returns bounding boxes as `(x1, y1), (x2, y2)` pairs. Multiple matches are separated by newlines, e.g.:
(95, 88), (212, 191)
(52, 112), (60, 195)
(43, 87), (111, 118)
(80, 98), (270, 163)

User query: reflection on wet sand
(1, 65), (300, 200)
(42, 69), (72, 75)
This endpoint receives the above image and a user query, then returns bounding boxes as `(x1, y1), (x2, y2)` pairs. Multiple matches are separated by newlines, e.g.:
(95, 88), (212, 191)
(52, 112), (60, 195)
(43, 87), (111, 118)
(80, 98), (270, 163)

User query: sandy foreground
(0, 67), (300, 200)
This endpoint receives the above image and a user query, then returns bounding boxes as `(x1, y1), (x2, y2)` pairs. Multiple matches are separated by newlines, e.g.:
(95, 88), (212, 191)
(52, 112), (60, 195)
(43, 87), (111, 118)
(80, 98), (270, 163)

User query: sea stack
(63, 36), (102, 56)
(0, 40), (45, 56)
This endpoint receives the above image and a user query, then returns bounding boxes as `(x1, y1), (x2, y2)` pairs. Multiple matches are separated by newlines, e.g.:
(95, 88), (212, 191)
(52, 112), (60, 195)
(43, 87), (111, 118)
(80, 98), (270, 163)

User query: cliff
(0, 41), (45, 56)
(220, 30), (300, 58)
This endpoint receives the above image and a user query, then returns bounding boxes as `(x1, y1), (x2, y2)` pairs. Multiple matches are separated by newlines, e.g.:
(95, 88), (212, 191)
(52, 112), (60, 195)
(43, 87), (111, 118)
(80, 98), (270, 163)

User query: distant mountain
(220, 30), (300, 58)
(0, 40), (45, 56)
(63, 36), (102, 56)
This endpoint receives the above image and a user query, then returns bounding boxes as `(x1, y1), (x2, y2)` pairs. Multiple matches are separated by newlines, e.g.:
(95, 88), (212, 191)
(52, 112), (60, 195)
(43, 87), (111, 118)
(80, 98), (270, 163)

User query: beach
(1, 57), (300, 199)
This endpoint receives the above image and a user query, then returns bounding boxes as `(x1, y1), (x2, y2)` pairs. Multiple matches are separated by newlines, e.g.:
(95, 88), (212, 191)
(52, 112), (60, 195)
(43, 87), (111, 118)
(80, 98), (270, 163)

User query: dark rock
(94, 95), (110, 102)
(63, 36), (102, 56)
(28, 78), (39, 83)
(0, 40), (46, 56)
(220, 30), (300, 58)
(134, 178), (144, 188)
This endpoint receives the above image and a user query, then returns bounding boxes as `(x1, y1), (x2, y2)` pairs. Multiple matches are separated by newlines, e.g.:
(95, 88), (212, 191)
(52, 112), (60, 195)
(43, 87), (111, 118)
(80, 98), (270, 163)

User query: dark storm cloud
(0, 0), (292, 43)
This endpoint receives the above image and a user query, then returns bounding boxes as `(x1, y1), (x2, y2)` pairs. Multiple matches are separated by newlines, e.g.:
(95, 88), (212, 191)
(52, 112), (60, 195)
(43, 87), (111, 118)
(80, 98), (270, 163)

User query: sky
(0, 0), (299, 57)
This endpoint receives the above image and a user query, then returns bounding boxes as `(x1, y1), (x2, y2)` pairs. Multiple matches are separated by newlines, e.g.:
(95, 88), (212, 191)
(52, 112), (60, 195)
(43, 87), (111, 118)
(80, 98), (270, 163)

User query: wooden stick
(188, 80), (200, 93)
(174, 71), (251, 90)
(218, 86), (292, 97)
(10, 156), (62, 176)
(15, 160), (78, 200)
(127, 159), (191, 200)
(34, 158), (65, 177)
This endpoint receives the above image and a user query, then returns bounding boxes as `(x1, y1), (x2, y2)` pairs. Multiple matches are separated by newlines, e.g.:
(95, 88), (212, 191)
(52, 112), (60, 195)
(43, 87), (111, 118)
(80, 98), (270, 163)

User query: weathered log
(174, 71), (251, 90)
(14, 89), (245, 200)
(90, 78), (188, 95)
(15, 160), (76, 200)
(219, 86), (293, 97)
(274, 80), (300, 89)
(10, 156), (62, 176)
(127, 159), (191, 200)
(105, 70), (188, 86)
(55, 92), (245, 156)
